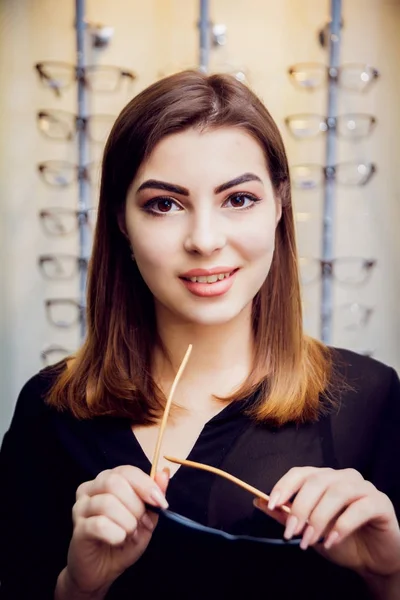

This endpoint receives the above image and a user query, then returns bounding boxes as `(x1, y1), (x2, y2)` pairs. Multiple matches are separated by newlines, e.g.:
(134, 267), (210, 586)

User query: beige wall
(1, 0), (400, 436)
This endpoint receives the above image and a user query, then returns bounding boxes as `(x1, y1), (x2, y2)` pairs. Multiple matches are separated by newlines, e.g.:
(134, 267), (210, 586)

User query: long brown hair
(47, 70), (339, 426)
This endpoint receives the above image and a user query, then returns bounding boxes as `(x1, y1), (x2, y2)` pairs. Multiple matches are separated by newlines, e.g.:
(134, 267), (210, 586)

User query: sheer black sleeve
(0, 372), (77, 600)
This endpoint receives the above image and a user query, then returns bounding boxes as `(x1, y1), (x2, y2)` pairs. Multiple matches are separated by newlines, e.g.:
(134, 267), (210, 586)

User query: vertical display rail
(75, 0), (90, 342)
(320, 0), (342, 343)
(199, 0), (210, 73)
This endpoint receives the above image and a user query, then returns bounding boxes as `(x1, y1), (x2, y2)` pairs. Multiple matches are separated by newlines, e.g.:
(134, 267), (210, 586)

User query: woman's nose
(183, 211), (226, 256)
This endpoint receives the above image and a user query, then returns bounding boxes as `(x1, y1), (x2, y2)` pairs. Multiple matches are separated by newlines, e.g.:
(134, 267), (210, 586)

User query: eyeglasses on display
(299, 257), (376, 286)
(45, 299), (85, 328)
(38, 254), (88, 280)
(41, 344), (73, 366)
(285, 113), (376, 140)
(287, 63), (379, 93)
(37, 160), (101, 187)
(36, 109), (115, 143)
(290, 162), (376, 189)
(35, 62), (136, 97)
(38, 208), (97, 236)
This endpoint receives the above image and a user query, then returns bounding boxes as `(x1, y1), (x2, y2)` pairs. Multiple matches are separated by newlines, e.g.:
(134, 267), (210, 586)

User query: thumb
(154, 467), (170, 495)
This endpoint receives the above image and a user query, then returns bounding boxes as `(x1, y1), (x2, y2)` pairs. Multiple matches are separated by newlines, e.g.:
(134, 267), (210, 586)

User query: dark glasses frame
(44, 298), (85, 328)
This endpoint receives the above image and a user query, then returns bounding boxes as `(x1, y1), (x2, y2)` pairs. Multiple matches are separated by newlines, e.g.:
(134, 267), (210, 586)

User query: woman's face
(125, 126), (282, 326)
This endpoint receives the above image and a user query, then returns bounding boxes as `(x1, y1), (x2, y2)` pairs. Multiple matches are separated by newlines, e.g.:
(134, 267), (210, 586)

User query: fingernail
(253, 498), (265, 510)
(324, 530), (340, 550)
(284, 515), (298, 539)
(141, 513), (154, 532)
(150, 488), (169, 509)
(162, 467), (171, 479)
(300, 525), (314, 550)
(268, 491), (280, 511)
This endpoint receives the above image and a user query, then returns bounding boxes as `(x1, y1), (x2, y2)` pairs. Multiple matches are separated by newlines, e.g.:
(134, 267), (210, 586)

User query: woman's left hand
(254, 467), (400, 577)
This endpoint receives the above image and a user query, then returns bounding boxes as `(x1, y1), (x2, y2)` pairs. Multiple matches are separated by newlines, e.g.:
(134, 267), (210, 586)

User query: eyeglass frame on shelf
(35, 61), (137, 97)
(299, 257), (377, 286)
(290, 162), (376, 189)
(38, 207), (97, 236)
(44, 298), (86, 328)
(38, 254), (89, 280)
(287, 62), (380, 92)
(36, 109), (116, 143)
(37, 160), (101, 187)
(284, 113), (377, 140)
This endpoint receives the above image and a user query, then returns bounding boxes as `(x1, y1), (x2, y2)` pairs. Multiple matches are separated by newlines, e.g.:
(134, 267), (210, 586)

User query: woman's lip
(180, 269), (238, 297)
(180, 266), (237, 278)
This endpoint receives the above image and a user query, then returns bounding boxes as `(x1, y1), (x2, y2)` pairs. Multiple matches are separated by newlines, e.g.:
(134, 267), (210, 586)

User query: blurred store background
(1, 0), (400, 438)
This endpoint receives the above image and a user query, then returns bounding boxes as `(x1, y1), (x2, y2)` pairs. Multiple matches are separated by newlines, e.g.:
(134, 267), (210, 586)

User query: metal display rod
(199, 0), (210, 73)
(320, 0), (342, 343)
(75, 0), (90, 342)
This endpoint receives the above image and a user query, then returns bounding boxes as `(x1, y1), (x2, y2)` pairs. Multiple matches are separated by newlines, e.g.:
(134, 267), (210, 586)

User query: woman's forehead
(134, 127), (270, 188)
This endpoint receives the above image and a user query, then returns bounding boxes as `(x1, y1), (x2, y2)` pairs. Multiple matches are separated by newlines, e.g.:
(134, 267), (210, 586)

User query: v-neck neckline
(130, 397), (246, 481)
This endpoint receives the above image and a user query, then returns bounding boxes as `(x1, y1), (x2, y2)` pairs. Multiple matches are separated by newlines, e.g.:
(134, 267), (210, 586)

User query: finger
(253, 498), (289, 527)
(285, 469), (352, 537)
(154, 468), (170, 495)
(113, 465), (169, 508)
(78, 472), (146, 521)
(89, 467), (168, 509)
(76, 493), (140, 535)
(78, 514), (129, 546)
(301, 480), (375, 547)
(267, 466), (321, 510)
(321, 493), (395, 550)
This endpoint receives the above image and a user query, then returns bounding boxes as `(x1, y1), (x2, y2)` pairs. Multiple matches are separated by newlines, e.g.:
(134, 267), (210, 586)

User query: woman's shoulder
(9, 363), (66, 425)
(328, 346), (399, 414)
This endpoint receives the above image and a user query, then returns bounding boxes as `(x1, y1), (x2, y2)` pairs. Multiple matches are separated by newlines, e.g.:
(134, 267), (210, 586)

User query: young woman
(1, 71), (399, 600)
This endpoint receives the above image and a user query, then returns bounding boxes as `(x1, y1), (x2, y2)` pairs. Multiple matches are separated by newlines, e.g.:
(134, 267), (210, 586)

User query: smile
(179, 269), (239, 298)
(183, 272), (233, 284)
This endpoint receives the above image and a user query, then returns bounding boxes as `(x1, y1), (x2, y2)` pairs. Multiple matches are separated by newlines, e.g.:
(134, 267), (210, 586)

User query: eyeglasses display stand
(75, 0), (90, 342)
(320, 0), (342, 344)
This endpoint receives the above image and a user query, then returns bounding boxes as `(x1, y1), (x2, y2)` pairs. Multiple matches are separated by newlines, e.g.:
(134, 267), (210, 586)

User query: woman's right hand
(61, 465), (169, 597)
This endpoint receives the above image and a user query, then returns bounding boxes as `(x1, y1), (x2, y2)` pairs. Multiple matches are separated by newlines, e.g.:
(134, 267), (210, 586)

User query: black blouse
(1, 347), (399, 599)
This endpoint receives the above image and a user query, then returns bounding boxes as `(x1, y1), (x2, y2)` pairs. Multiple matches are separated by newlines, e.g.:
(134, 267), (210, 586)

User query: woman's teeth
(188, 272), (231, 283)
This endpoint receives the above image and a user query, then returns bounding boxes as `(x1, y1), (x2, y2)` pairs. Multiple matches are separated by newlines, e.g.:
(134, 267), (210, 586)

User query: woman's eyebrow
(214, 172), (263, 193)
(136, 172), (262, 196)
(136, 180), (189, 196)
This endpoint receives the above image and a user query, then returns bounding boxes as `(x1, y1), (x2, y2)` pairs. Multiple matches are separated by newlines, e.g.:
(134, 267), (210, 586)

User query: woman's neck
(153, 305), (254, 402)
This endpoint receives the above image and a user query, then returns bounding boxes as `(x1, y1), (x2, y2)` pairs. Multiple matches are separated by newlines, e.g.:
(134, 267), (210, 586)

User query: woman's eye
(144, 197), (182, 215)
(224, 193), (259, 209)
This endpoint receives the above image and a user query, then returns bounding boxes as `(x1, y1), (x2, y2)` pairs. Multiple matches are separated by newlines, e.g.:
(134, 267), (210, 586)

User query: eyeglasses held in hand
(37, 110), (115, 143)
(146, 345), (304, 546)
(35, 62), (136, 97)
(45, 299), (85, 328)
(38, 254), (88, 280)
(37, 161), (101, 187)
(285, 113), (376, 140)
(299, 257), (376, 286)
(290, 162), (376, 189)
(287, 63), (379, 93)
(41, 344), (73, 366)
(38, 208), (97, 236)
